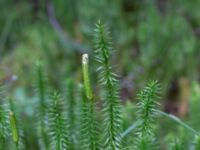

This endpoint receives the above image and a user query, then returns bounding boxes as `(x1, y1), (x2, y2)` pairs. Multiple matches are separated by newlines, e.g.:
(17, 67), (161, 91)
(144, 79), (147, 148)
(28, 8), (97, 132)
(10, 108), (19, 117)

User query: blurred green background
(0, 0), (200, 149)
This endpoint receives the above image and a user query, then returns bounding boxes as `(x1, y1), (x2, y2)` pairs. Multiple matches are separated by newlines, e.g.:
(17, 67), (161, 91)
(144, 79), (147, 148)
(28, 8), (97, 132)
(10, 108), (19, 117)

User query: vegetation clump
(0, 21), (199, 150)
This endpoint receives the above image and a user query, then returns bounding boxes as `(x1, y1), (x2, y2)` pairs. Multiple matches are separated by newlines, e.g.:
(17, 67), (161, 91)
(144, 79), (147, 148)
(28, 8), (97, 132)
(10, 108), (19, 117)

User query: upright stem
(81, 53), (99, 150)
(9, 112), (19, 150)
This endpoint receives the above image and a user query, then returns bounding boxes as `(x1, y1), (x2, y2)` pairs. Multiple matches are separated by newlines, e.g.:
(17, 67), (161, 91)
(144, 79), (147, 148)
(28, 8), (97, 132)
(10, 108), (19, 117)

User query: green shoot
(48, 92), (69, 150)
(81, 53), (100, 150)
(94, 21), (122, 150)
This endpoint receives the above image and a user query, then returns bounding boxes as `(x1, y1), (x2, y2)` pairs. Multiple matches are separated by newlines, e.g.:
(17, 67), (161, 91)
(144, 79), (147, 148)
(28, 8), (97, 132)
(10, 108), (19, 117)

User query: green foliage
(133, 81), (160, 150)
(82, 54), (93, 100)
(36, 61), (47, 118)
(1, 9), (200, 149)
(168, 138), (185, 150)
(194, 135), (200, 150)
(136, 81), (160, 134)
(94, 21), (122, 150)
(48, 92), (69, 150)
(0, 104), (9, 150)
(7, 108), (25, 150)
(35, 61), (49, 149)
(80, 86), (100, 150)
(9, 111), (19, 149)
(0, 86), (9, 150)
(138, 3), (198, 84)
(65, 79), (79, 149)
(80, 54), (100, 150)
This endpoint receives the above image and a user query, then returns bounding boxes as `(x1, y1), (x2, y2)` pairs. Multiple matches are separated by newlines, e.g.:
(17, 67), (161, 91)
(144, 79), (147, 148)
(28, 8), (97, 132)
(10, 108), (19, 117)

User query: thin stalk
(157, 110), (199, 135)
(121, 110), (199, 139)
(9, 111), (19, 150)
(81, 53), (99, 150)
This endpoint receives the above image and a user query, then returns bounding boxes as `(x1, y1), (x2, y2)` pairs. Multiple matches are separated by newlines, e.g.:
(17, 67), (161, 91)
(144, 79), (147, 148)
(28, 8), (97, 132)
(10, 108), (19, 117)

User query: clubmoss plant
(8, 96), (25, 150)
(9, 111), (19, 150)
(133, 80), (160, 150)
(48, 92), (69, 150)
(81, 53), (100, 150)
(0, 21), (200, 150)
(0, 104), (9, 150)
(94, 21), (122, 150)
(65, 79), (78, 149)
(36, 61), (47, 118)
(82, 54), (93, 100)
(0, 86), (9, 150)
(35, 61), (49, 149)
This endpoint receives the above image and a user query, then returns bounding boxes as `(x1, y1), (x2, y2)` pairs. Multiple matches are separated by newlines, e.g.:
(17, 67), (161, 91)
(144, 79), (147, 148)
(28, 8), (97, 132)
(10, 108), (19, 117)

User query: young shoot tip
(82, 53), (89, 65)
